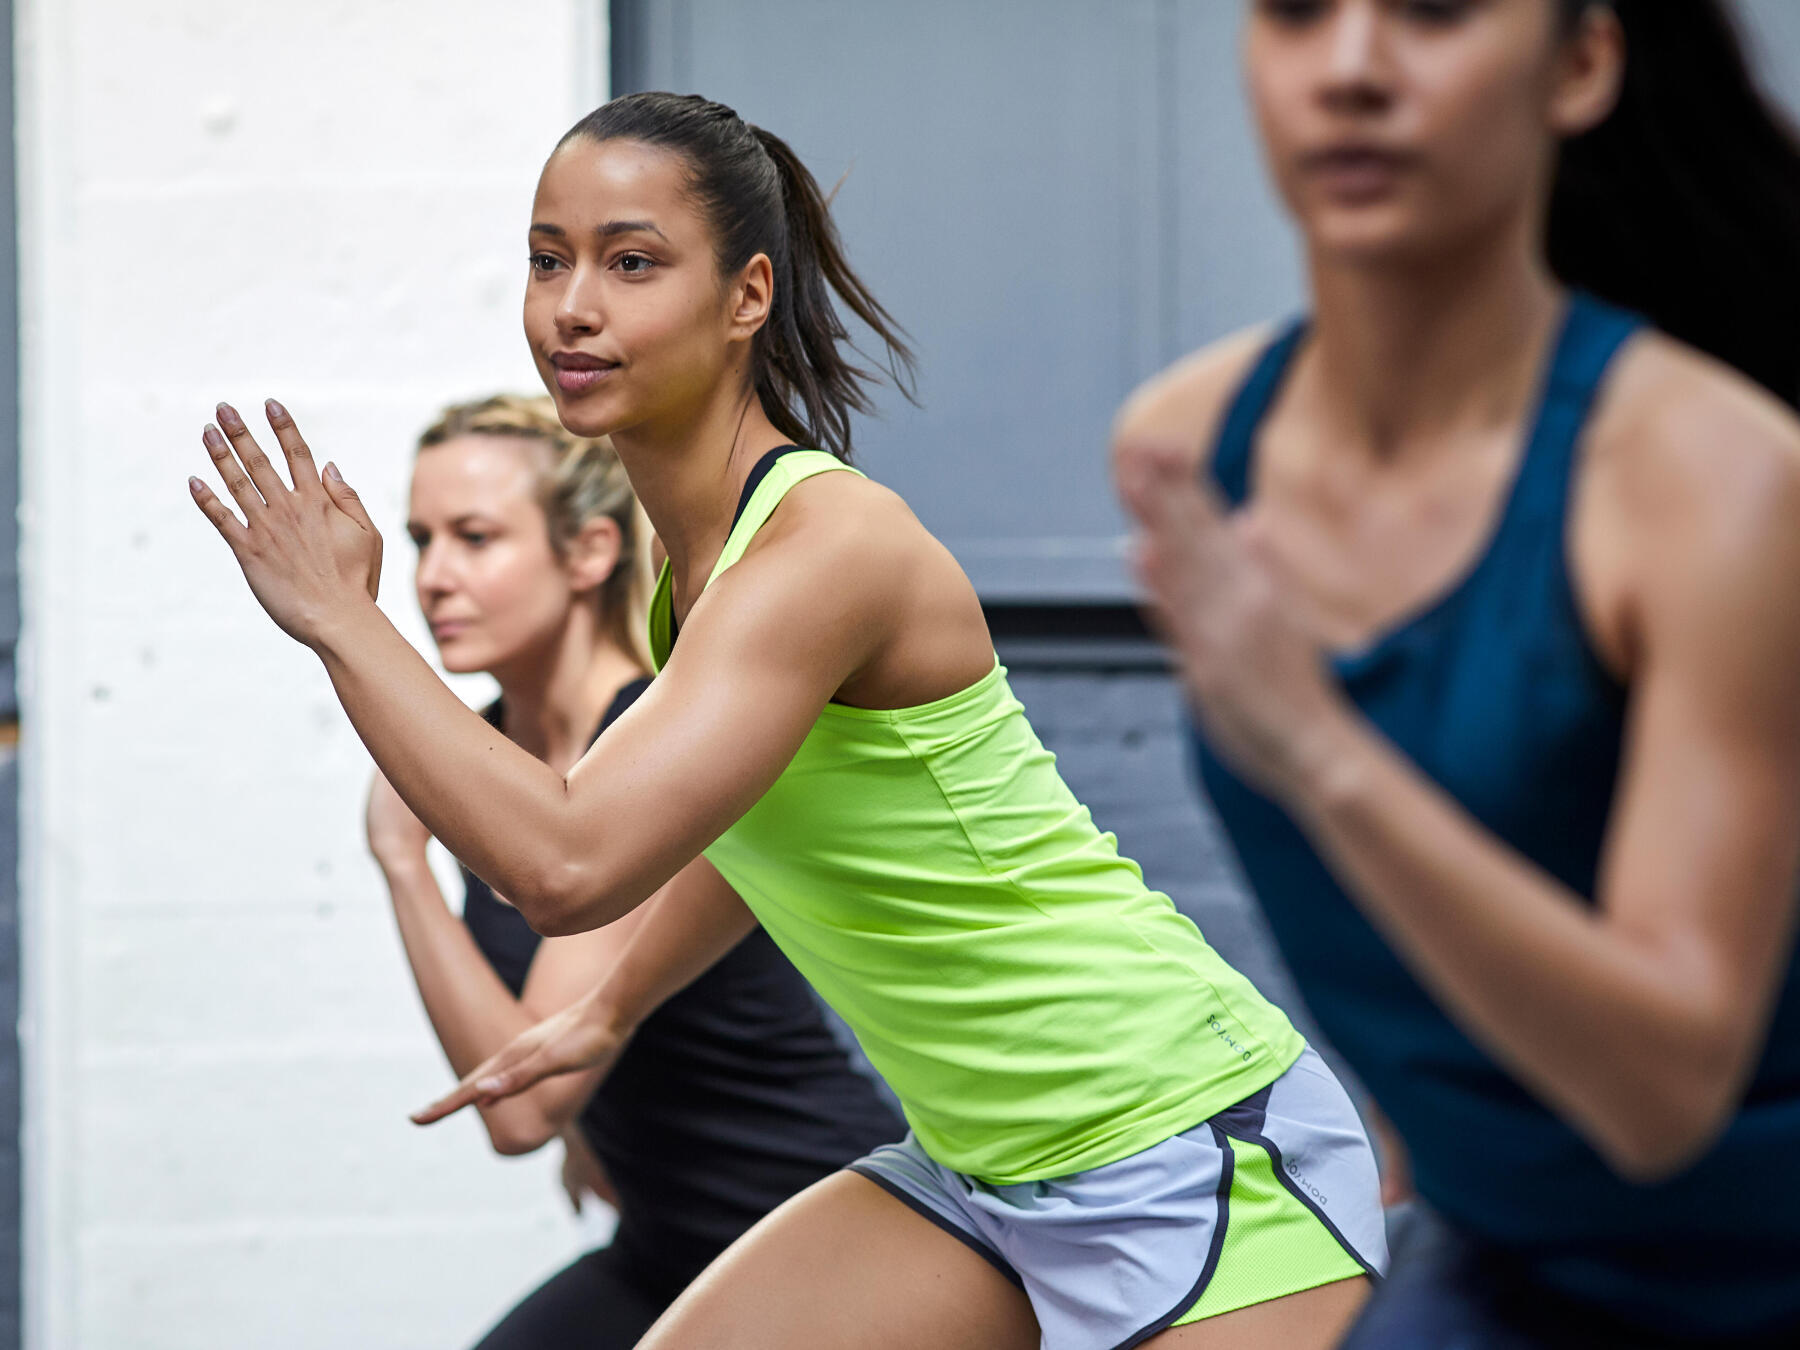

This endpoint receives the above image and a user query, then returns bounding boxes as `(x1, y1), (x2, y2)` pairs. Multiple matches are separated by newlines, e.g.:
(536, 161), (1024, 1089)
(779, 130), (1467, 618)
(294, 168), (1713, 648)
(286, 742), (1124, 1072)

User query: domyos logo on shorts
(1284, 1159), (1328, 1207)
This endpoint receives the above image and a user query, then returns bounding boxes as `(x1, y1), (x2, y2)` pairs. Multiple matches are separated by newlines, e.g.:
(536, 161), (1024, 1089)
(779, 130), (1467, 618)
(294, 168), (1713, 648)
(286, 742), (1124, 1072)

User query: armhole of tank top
(1545, 296), (1643, 703)
(649, 558), (674, 672)
(714, 453), (866, 706)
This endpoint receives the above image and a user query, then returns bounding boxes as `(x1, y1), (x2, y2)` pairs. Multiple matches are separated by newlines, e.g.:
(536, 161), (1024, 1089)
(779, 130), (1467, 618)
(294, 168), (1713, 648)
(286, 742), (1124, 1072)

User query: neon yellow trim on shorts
(1175, 1134), (1368, 1325)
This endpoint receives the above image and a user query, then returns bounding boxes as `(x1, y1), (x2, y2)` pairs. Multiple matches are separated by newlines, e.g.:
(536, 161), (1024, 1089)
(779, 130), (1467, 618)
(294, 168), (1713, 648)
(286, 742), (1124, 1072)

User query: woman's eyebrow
(598, 219), (669, 240)
(527, 220), (669, 240)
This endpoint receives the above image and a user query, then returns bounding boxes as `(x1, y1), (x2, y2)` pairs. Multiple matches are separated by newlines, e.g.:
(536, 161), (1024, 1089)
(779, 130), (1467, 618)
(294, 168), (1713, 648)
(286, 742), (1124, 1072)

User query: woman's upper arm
(1592, 389), (1800, 1089)
(519, 909), (652, 1022)
(547, 499), (891, 932)
(488, 857), (757, 1141)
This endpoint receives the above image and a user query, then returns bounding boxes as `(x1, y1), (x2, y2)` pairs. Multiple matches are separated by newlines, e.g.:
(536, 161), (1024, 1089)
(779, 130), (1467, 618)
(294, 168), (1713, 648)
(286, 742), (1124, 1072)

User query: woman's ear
(1550, 4), (1626, 138)
(565, 515), (624, 596)
(728, 253), (775, 341)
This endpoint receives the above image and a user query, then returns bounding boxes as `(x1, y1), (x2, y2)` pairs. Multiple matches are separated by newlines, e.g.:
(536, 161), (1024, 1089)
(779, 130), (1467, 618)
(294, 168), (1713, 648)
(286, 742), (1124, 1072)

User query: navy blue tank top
(1191, 294), (1800, 1340)
(463, 679), (902, 1293)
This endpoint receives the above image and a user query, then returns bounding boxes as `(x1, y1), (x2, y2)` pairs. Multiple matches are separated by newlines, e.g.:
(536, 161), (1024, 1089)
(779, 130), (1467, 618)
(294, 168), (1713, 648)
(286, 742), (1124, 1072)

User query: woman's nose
(415, 540), (456, 596)
(556, 264), (604, 336)
(1320, 0), (1396, 111)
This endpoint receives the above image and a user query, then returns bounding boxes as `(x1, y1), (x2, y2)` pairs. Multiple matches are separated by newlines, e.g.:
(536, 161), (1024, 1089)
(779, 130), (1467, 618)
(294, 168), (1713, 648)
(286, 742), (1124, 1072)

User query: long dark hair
(1550, 0), (1800, 408)
(560, 92), (916, 461)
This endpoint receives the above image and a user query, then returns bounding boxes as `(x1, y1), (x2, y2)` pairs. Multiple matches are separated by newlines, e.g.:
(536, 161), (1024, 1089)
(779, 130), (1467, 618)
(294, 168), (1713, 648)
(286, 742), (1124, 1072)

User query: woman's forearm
(595, 858), (759, 1032)
(318, 602), (633, 932)
(406, 858), (762, 1129)
(379, 857), (588, 1152)
(1291, 719), (1746, 1180)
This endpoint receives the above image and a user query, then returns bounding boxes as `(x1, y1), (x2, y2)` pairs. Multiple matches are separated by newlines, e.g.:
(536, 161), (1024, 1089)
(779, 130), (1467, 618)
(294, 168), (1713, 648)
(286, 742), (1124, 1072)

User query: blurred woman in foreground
(1116, 2), (1800, 1344)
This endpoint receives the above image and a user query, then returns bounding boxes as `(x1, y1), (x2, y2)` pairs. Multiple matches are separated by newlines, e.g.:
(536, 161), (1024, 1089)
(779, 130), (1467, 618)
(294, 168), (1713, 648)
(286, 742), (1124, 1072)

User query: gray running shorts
(848, 1046), (1387, 1350)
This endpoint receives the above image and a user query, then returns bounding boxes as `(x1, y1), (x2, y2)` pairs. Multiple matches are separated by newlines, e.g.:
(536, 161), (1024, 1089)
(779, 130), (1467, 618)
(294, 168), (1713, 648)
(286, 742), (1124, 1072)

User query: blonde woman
(364, 395), (900, 1349)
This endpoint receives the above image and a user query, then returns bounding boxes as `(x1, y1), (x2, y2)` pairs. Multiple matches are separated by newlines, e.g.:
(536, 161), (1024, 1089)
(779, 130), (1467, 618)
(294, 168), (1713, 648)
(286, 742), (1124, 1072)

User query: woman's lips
(555, 365), (615, 394)
(550, 353), (620, 395)
(1301, 147), (1417, 203)
(430, 620), (472, 640)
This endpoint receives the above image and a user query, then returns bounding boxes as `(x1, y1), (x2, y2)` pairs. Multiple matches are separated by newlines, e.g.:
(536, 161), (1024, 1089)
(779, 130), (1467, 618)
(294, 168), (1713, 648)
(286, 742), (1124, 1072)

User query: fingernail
(324, 461), (343, 482)
(265, 397), (287, 421)
(216, 402), (243, 430)
(187, 476), (205, 496)
(202, 423), (226, 451)
(476, 1076), (504, 1094)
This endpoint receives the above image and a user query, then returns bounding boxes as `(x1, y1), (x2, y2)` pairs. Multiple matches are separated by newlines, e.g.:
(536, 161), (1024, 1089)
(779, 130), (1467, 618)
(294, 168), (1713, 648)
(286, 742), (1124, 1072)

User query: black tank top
(462, 678), (903, 1292)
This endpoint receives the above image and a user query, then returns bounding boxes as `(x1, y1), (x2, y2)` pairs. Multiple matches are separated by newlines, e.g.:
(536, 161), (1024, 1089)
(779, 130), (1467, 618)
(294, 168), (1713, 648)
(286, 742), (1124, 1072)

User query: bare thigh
(638, 1170), (1039, 1350)
(1145, 1275), (1370, 1350)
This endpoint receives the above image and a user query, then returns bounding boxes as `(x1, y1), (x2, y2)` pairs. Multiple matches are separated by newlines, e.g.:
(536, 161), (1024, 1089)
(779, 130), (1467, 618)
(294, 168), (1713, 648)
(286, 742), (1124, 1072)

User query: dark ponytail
(560, 92), (916, 461)
(1550, 1), (1800, 408)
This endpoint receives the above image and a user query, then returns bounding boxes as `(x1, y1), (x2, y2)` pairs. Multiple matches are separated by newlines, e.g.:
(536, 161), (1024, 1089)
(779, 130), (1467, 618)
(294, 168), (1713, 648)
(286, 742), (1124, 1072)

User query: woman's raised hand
(189, 399), (384, 648)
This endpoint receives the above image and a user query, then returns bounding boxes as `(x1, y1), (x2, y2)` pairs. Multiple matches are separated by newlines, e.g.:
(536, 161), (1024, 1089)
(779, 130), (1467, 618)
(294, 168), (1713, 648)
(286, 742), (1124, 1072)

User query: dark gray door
(610, 0), (1301, 603)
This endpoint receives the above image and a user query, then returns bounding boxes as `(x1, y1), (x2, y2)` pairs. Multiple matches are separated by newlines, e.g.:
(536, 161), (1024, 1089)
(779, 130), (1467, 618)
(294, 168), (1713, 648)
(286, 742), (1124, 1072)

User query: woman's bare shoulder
(713, 464), (989, 703)
(726, 466), (953, 614)
(1576, 330), (1800, 677)
(752, 464), (921, 558)
(1588, 331), (1800, 534)
(1112, 324), (1281, 468)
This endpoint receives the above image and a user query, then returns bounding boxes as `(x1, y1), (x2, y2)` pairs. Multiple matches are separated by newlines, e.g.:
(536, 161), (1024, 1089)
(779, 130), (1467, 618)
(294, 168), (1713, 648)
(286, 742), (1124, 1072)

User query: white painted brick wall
(17, 2), (612, 1345)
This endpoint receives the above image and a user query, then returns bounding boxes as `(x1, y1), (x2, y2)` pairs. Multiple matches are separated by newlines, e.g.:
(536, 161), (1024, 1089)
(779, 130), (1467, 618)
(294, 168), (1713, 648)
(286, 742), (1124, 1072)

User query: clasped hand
(188, 400), (383, 647)
(1115, 439), (1353, 805)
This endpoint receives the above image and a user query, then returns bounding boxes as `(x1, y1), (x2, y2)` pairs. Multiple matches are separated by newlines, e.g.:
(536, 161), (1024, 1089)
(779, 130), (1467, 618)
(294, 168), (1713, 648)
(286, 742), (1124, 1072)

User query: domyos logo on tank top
(1206, 1012), (1255, 1063)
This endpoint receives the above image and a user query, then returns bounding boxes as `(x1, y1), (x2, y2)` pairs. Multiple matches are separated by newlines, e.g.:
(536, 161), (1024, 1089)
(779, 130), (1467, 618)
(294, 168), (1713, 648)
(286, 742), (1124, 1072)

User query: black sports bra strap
(672, 444), (804, 647)
(731, 445), (804, 532)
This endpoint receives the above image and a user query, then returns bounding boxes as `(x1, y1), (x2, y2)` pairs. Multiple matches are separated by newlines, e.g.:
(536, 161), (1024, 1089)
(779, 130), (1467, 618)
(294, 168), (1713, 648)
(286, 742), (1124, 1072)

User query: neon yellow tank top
(650, 450), (1303, 1183)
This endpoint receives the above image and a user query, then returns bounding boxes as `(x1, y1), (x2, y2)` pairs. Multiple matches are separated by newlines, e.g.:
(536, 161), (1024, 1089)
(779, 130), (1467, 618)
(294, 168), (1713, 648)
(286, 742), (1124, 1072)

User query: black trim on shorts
(1109, 1123), (1237, 1350)
(845, 1162), (1025, 1290)
(1211, 1075), (1379, 1282)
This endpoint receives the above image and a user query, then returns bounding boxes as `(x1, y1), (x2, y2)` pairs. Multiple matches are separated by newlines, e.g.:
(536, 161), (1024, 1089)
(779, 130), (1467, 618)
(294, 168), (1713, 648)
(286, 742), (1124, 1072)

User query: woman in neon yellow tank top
(187, 92), (1385, 1350)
